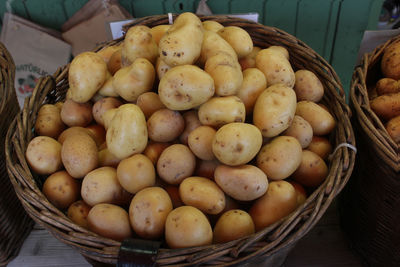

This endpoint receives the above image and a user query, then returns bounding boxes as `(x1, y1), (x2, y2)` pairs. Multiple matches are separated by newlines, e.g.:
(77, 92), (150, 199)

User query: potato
(81, 166), (130, 206)
(205, 52), (243, 96)
(98, 74), (118, 97)
(179, 110), (201, 145)
(212, 122), (262, 166)
(239, 46), (261, 70)
(213, 209), (255, 243)
(129, 187), (172, 239)
(136, 92), (166, 119)
(157, 144), (196, 184)
(156, 57), (172, 80)
(102, 108), (118, 130)
(92, 97), (123, 126)
(199, 30), (237, 65)
(57, 127), (89, 144)
(88, 203), (132, 241)
(256, 47), (295, 88)
(60, 99), (93, 127)
(202, 20), (224, 32)
(67, 200), (91, 228)
(179, 177), (225, 214)
(307, 136), (332, 160)
(26, 136), (62, 175)
(117, 154), (155, 194)
(150, 25), (171, 45)
(237, 68), (267, 114)
(370, 93), (400, 121)
(217, 26), (253, 58)
(35, 104), (65, 139)
(289, 181), (307, 206)
(292, 150), (328, 188)
(188, 126), (216, 161)
(113, 58), (155, 102)
(106, 104), (148, 160)
(256, 136), (302, 180)
(69, 52), (108, 103)
(165, 206), (212, 248)
(381, 41), (400, 79)
(159, 12), (203, 66)
(86, 124), (106, 147)
(282, 115), (313, 148)
(296, 101), (336, 135)
(386, 115), (400, 143)
(143, 142), (170, 165)
(198, 96), (245, 127)
(98, 148), (121, 167)
(107, 48), (122, 75)
(97, 45), (120, 64)
(158, 65), (215, 110)
(42, 170), (80, 210)
(147, 109), (185, 142)
(267, 46), (289, 59)
(253, 84), (297, 137)
(294, 70), (324, 102)
(249, 180), (297, 230)
(376, 78), (400, 95)
(61, 132), (98, 178)
(122, 25), (158, 66)
(194, 159), (219, 179)
(214, 165), (268, 201)
(164, 185), (184, 208)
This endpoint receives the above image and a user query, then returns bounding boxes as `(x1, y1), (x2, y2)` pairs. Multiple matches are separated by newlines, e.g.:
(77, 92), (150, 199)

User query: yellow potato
(106, 104), (148, 160)
(107, 48), (122, 75)
(204, 52), (243, 96)
(60, 99), (93, 127)
(117, 154), (155, 194)
(198, 96), (246, 127)
(158, 65), (215, 110)
(113, 58), (155, 102)
(147, 109), (185, 142)
(292, 150), (328, 188)
(214, 165), (268, 201)
(67, 200), (91, 228)
(253, 84), (297, 137)
(213, 209), (255, 243)
(143, 142), (170, 165)
(188, 126), (216, 161)
(61, 132), (98, 178)
(267, 46), (289, 59)
(85, 124), (106, 148)
(97, 45), (120, 64)
(256, 47), (295, 88)
(165, 206), (212, 248)
(289, 181), (307, 207)
(137, 92), (166, 119)
(102, 108), (118, 130)
(294, 70), (324, 102)
(199, 30), (237, 66)
(159, 12), (204, 66)
(256, 136), (302, 180)
(217, 26), (253, 58)
(81, 166), (130, 206)
(212, 122), (262, 166)
(179, 177), (225, 214)
(98, 75), (118, 97)
(179, 110), (201, 145)
(237, 68), (267, 114)
(239, 46), (261, 70)
(57, 126), (91, 144)
(98, 148), (121, 167)
(129, 187), (173, 239)
(307, 136), (332, 160)
(121, 25), (158, 66)
(35, 104), (65, 139)
(202, 20), (224, 32)
(370, 93), (400, 121)
(69, 52), (108, 103)
(249, 180), (297, 231)
(92, 97), (123, 126)
(150, 25), (171, 45)
(42, 170), (80, 210)
(157, 144), (196, 184)
(155, 57), (172, 80)
(88, 203), (132, 241)
(26, 136), (62, 175)
(282, 115), (313, 148)
(296, 101), (336, 135)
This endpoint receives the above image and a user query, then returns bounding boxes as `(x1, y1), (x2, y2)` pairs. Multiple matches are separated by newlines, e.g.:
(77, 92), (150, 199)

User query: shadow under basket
(339, 36), (400, 267)
(0, 42), (33, 265)
(5, 15), (356, 266)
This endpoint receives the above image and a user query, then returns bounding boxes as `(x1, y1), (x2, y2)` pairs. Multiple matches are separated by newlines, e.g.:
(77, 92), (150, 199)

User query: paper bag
(0, 13), (71, 107)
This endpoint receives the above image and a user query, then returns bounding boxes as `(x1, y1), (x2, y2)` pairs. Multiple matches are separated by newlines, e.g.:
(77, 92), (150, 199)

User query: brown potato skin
(376, 78), (400, 95)
(143, 142), (171, 165)
(147, 109), (185, 142)
(61, 99), (93, 127)
(92, 97), (123, 126)
(370, 93), (400, 121)
(179, 110), (201, 145)
(307, 136), (332, 160)
(67, 200), (91, 228)
(137, 92), (166, 119)
(291, 150), (328, 188)
(294, 70), (324, 102)
(282, 115), (313, 148)
(386, 115), (400, 143)
(381, 41), (400, 80)
(213, 209), (255, 243)
(35, 104), (65, 139)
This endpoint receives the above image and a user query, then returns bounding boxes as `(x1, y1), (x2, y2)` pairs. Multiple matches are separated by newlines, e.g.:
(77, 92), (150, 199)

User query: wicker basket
(0, 42), (33, 265)
(5, 15), (355, 266)
(339, 35), (400, 267)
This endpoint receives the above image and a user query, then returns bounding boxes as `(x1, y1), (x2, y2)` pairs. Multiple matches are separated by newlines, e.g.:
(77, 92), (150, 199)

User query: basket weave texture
(0, 42), (33, 266)
(340, 35), (400, 267)
(5, 15), (355, 266)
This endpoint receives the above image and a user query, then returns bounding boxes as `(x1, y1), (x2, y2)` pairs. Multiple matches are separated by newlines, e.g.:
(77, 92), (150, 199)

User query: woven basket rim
(5, 14), (356, 266)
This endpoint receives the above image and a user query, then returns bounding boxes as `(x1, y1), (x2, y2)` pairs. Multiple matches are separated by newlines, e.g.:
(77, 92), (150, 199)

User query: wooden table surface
(8, 200), (363, 267)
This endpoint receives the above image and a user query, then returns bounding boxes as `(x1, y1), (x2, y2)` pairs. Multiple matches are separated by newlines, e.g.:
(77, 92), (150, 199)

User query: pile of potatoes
(26, 12), (336, 248)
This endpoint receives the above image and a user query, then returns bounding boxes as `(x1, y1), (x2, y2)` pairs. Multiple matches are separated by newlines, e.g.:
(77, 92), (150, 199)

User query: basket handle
(117, 238), (161, 267)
